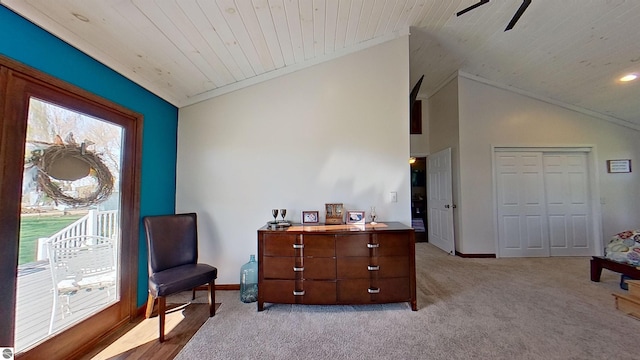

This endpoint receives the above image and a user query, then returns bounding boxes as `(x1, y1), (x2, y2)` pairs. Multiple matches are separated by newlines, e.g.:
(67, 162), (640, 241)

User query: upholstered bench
(591, 230), (640, 285)
(590, 256), (640, 282)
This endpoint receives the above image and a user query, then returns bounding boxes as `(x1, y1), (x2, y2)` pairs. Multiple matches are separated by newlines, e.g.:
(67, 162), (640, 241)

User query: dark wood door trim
(0, 65), (28, 347)
(0, 54), (142, 360)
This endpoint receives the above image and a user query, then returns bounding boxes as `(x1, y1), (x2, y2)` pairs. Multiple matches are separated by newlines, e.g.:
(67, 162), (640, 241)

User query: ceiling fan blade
(505, 0), (532, 31)
(456, 0), (490, 17)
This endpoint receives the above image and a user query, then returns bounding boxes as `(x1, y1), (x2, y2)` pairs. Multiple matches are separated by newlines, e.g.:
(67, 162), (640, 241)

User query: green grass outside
(19, 214), (84, 265)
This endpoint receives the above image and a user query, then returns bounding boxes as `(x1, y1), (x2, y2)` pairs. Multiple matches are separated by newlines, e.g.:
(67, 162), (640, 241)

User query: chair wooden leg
(158, 296), (166, 342)
(145, 293), (155, 319)
(192, 288), (196, 300)
(208, 280), (216, 317)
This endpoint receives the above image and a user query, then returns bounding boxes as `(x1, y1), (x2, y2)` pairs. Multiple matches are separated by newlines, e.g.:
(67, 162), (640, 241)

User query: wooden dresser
(257, 222), (416, 311)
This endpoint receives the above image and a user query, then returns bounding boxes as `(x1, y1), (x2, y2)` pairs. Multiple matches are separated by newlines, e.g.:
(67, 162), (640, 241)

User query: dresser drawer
(335, 234), (371, 256)
(262, 257), (296, 279)
(303, 257), (336, 279)
(301, 234), (336, 257)
(376, 234), (411, 256)
(261, 280), (296, 303)
(337, 256), (409, 279)
(263, 257), (337, 279)
(261, 280), (336, 304)
(262, 233), (298, 256)
(377, 256), (410, 278)
(263, 233), (337, 257)
(301, 281), (337, 304)
(336, 257), (370, 278)
(337, 278), (410, 304)
(335, 233), (410, 257)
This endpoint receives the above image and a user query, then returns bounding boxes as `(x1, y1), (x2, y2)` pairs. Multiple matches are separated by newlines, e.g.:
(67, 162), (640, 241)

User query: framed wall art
(607, 159), (631, 173)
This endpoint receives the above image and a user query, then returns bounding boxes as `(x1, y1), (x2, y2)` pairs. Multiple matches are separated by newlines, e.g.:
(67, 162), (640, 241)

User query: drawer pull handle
(293, 244), (304, 249)
(368, 288), (380, 294)
(367, 265), (380, 271)
(293, 267), (304, 272)
(293, 290), (305, 296)
(367, 243), (379, 248)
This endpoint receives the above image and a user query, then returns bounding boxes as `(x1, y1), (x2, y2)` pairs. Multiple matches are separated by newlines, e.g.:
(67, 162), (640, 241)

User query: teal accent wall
(0, 6), (178, 307)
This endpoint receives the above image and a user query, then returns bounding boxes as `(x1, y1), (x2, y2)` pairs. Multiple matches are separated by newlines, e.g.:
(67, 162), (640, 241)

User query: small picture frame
(346, 210), (365, 224)
(302, 210), (319, 224)
(607, 159), (632, 173)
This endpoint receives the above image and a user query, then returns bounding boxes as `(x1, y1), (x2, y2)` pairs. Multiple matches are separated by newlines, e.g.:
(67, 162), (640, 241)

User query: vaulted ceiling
(4, 0), (640, 129)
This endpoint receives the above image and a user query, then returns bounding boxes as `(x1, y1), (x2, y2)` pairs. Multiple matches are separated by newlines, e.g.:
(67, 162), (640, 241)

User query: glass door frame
(0, 55), (142, 359)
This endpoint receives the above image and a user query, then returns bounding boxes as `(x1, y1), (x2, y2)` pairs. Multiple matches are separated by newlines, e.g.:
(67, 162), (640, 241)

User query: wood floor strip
(80, 302), (220, 360)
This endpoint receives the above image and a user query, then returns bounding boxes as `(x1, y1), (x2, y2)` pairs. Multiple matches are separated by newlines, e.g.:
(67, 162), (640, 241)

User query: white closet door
(543, 153), (592, 256)
(496, 152), (549, 257)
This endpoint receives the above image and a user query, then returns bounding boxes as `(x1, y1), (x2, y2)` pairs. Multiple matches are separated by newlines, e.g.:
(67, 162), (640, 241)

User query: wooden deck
(15, 260), (117, 352)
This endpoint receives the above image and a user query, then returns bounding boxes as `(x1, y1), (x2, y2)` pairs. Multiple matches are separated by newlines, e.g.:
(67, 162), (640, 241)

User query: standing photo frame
(346, 210), (365, 224)
(302, 210), (319, 224)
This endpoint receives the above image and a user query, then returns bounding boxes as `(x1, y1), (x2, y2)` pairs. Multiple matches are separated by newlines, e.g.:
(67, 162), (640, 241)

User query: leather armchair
(143, 213), (217, 342)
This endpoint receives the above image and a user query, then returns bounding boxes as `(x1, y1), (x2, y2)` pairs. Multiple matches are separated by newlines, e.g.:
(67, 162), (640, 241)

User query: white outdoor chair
(46, 235), (116, 334)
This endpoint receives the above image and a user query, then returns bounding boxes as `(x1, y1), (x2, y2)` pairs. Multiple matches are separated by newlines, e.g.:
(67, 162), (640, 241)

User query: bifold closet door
(543, 153), (592, 256)
(496, 152), (549, 257)
(496, 151), (592, 257)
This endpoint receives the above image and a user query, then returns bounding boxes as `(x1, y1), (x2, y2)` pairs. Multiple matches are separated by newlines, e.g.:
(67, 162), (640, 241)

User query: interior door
(495, 152), (549, 257)
(426, 148), (455, 255)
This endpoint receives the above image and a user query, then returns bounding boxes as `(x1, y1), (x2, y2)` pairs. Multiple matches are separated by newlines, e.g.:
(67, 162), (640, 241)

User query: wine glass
(271, 209), (279, 223)
(280, 209), (287, 222)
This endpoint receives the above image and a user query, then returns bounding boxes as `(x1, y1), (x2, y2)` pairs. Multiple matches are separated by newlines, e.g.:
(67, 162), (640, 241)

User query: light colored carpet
(176, 243), (640, 359)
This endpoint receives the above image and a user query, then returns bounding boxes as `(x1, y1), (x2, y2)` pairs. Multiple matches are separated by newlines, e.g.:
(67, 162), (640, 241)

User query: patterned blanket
(605, 230), (640, 266)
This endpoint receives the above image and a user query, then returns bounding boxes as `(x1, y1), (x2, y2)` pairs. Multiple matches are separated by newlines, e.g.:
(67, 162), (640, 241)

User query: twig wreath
(27, 142), (114, 206)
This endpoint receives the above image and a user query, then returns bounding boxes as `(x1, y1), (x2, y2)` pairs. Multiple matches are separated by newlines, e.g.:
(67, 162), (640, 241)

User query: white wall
(427, 78), (461, 249)
(456, 75), (640, 254)
(176, 37), (411, 284)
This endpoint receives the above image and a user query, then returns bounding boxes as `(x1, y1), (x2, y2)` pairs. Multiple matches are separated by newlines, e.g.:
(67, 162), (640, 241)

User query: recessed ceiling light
(619, 74), (638, 82)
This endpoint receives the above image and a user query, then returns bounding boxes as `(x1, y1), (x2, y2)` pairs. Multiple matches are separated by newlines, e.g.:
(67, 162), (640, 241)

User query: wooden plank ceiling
(3, 0), (640, 129)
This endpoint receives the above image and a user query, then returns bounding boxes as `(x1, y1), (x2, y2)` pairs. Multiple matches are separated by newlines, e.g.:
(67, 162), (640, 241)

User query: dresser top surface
(258, 221), (413, 233)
